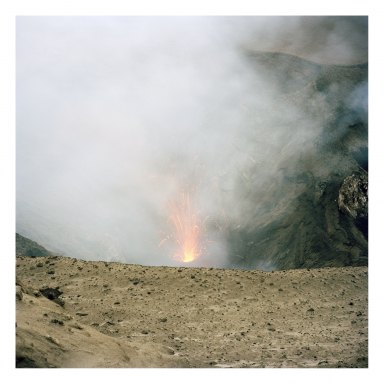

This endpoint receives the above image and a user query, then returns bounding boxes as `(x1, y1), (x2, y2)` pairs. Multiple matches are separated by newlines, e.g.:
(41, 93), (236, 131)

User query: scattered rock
(70, 322), (84, 330)
(45, 335), (61, 346)
(164, 347), (174, 355)
(16, 355), (40, 368)
(53, 298), (65, 307)
(16, 286), (23, 301)
(39, 287), (62, 301)
(16, 275), (41, 297)
(51, 319), (64, 326)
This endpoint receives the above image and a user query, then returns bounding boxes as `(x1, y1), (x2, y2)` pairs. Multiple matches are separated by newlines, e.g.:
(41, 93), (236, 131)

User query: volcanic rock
(16, 285), (23, 301)
(338, 172), (368, 219)
(223, 52), (368, 271)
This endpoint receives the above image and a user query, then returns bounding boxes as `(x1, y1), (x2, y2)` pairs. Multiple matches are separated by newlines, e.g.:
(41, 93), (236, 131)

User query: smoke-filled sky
(16, 16), (368, 268)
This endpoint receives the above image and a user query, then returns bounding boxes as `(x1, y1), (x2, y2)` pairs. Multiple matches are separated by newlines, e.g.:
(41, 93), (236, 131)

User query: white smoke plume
(16, 16), (368, 268)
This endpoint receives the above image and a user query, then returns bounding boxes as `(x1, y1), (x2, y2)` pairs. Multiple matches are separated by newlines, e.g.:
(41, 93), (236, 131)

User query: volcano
(16, 18), (368, 271)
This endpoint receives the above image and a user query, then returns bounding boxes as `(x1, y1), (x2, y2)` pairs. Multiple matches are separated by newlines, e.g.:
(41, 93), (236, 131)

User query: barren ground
(16, 255), (368, 368)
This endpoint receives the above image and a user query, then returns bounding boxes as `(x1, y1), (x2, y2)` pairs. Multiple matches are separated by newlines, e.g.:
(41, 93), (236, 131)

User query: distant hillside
(16, 233), (54, 257)
(223, 52), (368, 271)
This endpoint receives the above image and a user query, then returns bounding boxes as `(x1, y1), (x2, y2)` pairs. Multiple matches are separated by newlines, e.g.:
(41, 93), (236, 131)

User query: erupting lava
(155, 150), (228, 265)
(161, 191), (208, 263)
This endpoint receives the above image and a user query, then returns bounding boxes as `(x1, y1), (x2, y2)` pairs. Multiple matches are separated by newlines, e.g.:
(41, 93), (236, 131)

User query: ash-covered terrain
(16, 255), (368, 368)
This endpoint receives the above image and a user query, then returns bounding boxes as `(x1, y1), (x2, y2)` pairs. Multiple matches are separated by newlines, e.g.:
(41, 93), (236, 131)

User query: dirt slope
(16, 255), (368, 368)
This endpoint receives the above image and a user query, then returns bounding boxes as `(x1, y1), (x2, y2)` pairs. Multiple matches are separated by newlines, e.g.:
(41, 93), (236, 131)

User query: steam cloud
(16, 16), (368, 268)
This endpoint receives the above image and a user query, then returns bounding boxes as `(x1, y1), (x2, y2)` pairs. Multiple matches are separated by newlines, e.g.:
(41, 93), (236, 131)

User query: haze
(16, 16), (368, 268)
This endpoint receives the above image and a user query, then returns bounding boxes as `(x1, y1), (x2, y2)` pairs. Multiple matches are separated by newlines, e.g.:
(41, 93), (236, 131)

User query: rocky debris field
(16, 255), (368, 368)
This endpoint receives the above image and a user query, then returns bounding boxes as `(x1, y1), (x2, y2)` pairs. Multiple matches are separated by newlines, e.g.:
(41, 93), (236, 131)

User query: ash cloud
(16, 16), (368, 269)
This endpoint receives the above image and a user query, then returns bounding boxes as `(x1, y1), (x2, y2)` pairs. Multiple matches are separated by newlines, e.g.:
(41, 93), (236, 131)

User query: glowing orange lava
(155, 151), (229, 265)
(161, 191), (208, 263)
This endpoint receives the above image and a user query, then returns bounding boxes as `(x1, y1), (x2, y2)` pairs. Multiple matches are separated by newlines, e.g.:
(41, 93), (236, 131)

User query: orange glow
(155, 151), (229, 265)
(164, 191), (207, 263)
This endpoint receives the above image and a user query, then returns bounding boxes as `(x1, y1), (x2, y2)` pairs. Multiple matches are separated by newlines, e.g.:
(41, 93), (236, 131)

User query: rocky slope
(223, 52), (368, 271)
(16, 233), (55, 257)
(16, 255), (368, 368)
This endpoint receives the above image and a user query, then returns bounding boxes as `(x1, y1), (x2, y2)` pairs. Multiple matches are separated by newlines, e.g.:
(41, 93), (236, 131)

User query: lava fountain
(160, 190), (209, 263)
(156, 150), (228, 265)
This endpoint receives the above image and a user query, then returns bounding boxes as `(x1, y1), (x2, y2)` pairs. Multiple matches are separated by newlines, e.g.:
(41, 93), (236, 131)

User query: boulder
(338, 172), (368, 219)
